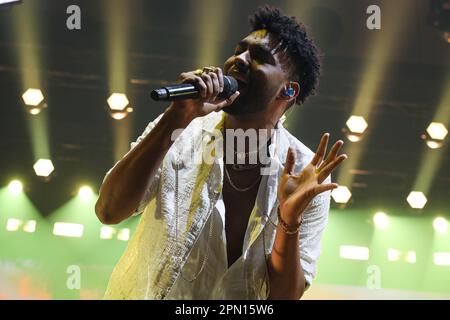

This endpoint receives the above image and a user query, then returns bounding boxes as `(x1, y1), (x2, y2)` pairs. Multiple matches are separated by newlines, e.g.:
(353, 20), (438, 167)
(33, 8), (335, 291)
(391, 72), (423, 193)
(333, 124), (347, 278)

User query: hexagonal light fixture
(21, 88), (48, 115)
(422, 122), (448, 149)
(33, 159), (55, 177)
(22, 88), (44, 106)
(343, 115), (368, 142)
(107, 93), (133, 120)
(346, 116), (368, 134)
(406, 191), (427, 209)
(331, 186), (352, 204)
(107, 93), (129, 111)
(427, 122), (448, 140)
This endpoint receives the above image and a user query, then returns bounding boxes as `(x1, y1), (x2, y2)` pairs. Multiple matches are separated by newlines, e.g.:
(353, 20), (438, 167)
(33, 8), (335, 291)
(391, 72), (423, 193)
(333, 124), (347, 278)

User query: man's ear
(277, 81), (300, 102)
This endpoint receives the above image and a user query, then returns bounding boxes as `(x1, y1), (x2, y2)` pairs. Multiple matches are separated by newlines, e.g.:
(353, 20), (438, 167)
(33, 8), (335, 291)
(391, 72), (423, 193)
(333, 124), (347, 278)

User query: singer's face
(222, 29), (290, 116)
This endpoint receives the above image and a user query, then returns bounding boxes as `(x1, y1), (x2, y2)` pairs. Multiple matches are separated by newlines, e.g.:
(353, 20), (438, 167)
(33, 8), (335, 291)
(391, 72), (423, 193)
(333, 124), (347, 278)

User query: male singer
(96, 5), (347, 299)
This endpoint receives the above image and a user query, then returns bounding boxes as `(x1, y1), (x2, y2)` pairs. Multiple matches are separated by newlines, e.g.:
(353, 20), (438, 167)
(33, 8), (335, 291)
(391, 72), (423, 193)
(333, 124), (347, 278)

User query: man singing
(95, 5), (347, 300)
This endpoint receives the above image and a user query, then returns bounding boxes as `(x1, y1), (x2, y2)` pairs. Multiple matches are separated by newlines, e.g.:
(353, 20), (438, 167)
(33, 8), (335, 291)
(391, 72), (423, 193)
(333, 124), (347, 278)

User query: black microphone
(150, 76), (238, 101)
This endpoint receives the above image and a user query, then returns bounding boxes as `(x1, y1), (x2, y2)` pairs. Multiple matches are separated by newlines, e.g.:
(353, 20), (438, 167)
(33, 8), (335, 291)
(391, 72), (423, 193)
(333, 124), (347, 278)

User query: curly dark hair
(249, 5), (322, 105)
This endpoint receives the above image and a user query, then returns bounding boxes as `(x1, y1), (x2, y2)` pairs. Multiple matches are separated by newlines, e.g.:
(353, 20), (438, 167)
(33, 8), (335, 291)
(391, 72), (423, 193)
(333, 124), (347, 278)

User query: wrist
(277, 206), (302, 234)
(166, 103), (197, 128)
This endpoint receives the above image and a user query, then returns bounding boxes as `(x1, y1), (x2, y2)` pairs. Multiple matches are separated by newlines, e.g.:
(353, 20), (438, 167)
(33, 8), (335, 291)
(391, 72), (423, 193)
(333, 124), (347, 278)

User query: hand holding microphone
(152, 66), (240, 119)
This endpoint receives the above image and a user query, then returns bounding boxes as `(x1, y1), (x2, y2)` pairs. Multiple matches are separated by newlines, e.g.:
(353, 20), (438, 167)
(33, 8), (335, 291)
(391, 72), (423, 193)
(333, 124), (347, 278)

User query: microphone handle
(151, 84), (199, 101)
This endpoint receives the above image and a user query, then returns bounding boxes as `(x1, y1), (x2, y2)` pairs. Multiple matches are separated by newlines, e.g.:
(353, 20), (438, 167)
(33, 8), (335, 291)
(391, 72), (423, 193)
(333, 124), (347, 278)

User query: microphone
(150, 76), (238, 101)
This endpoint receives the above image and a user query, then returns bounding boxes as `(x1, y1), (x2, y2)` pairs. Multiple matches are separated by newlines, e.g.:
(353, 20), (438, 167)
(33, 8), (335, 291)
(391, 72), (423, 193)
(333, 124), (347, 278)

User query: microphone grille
(218, 76), (238, 99)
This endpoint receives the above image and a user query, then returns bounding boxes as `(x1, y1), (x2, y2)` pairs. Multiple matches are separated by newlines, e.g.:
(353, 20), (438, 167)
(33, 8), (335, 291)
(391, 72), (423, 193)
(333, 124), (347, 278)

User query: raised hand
(173, 66), (240, 118)
(278, 133), (347, 227)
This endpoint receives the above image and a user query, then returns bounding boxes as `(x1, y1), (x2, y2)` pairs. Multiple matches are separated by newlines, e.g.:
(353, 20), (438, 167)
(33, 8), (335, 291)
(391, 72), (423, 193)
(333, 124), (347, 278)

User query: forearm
(267, 224), (306, 300)
(95, 104), (195, 224)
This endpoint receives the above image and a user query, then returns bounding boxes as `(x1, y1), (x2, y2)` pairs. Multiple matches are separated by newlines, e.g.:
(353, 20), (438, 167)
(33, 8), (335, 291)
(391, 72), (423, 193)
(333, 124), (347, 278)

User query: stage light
(0, 0), (21, 7)
(344, 115), (368, 142)
(6, 218), (22, 231)
(433, 217), (448, 233)
(117, 228), (130, 241)
(331, 185), (352, 204)
(107, 93), (133, 120)
(406, 191), (427, 209)
(8, 180), (23, 196)
(107, 93), (129, 110)
(53, 222), (84, 238)
(33, 159), (54, 177)
(22, 88), (44, 107)
(427, 122), (448, 140)
(22, 88), (47, 115)
(340, 245), (369, 260)
(434, 252), (450, 266)
(373, 212), (389, 229)
(78, 186), (93, 202)
(421, 122), (448, 149)
(23, 220), (36, 233)
(405, 251), (416, 264)
(387, 248), (401, 261)
(100, 226), (116, 239)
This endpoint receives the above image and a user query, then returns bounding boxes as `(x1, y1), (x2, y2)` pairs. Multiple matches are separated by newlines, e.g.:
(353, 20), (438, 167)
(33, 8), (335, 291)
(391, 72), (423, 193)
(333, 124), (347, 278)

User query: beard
(222, 81), (275, 116)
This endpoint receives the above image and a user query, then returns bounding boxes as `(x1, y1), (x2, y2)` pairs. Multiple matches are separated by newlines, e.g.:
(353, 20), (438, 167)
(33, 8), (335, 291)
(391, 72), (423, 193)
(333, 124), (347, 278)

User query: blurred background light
(78, 186), (93, 202)
(387, 248), (401, 261)
(6, 218), (22, 231)
(117, 228), (130, 241)
(406, 191), (428, 209)
(339, 245), (369, 261)
(373, 212), (389, 229)
(422, 122), (448, 149)
(405, 251), (417, 264)
(22, 219), (36, 233)
(107, 93), (132, 120)
(433, 217), (448, 233)
(434, 252), (450, 266)
(8, 180), (23, 196)
(33, 159), (54, 177)
(52, 222), (84, 238)
(331, 185), (352, 204)
(100, 226), (116, 240)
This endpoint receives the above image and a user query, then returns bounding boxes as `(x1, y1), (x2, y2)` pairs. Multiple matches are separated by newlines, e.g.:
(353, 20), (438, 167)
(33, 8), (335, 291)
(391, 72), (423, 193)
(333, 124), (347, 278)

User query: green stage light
(433, 217), (448, 233)
(339, 245), (369, 261)
(100, 226), (116, 239)
(23, 220), (36, 233)
(117, 228), (130, 241)
(405, 251), (416, 264)
(373, 212), (389, 229)
(8, 180), (23, 196)
(387, 248), (401, 261)
(78, 186), (93, 202)
(53, 222), (84, 238)
(6, 218), (22, 231)
(434, 252), (450, 266)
